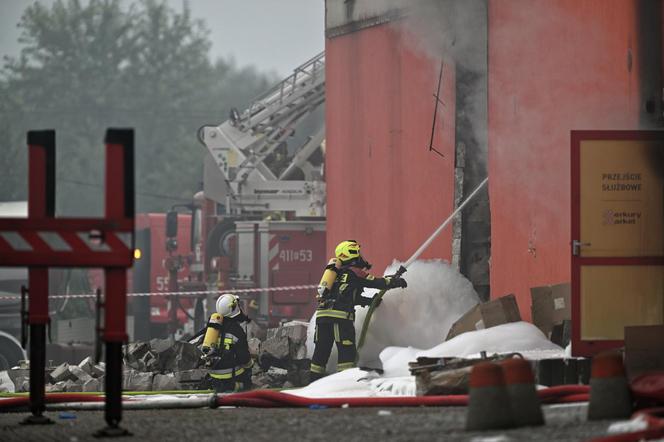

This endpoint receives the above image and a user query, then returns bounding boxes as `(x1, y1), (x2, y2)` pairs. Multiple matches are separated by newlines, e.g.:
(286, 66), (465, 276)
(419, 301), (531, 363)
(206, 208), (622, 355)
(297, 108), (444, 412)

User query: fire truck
(140, 52), (328, 330)
(195, 51), (327, 327)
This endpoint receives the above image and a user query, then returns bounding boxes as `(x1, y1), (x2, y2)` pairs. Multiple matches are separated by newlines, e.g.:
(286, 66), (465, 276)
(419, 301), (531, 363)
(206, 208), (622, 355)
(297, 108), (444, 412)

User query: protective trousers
(200, 369), (252, 393)
(309, 318), (356, 381)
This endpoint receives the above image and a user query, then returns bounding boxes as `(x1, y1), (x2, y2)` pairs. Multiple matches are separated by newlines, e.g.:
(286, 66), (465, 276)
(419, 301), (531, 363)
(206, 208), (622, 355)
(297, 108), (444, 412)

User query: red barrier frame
(0, 129), (135, 435)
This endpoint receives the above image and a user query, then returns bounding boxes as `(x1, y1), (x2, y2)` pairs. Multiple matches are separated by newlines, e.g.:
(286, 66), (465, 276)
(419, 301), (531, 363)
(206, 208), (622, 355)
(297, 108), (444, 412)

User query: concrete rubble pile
(1, 321), (310, 392)
(121, 338), (205, 391)
(252, 320), (311, 389)
(3, 357), (108, 393)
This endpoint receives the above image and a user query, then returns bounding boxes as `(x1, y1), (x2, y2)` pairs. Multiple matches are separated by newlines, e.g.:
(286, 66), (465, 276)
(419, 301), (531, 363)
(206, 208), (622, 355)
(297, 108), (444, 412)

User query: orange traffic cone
(587, 351), (632, 420)
(502, 357), (544, 427)
(466, 361), (516, 431)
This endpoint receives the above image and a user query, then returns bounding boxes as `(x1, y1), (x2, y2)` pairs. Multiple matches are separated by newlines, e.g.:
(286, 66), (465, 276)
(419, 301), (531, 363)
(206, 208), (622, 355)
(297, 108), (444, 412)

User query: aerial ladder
(198, 51), (326, 217)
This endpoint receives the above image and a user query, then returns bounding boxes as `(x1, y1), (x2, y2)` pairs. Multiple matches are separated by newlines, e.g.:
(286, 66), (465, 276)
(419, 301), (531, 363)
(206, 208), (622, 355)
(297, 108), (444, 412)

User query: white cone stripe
(0, 232), (32, 251)
(38, 232), (72, 252)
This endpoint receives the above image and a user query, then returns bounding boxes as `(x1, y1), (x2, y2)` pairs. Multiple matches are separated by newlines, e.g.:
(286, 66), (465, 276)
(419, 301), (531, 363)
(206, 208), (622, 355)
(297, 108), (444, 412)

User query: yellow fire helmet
(335, 240), (361, 264)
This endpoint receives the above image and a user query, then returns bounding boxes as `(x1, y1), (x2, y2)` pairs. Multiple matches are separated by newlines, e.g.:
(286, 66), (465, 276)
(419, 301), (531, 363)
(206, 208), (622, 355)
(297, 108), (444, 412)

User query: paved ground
(1, 403), (616, 442)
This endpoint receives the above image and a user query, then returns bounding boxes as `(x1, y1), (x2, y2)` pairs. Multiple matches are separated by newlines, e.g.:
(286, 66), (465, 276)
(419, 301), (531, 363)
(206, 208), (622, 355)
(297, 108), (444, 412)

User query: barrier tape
(0, 284), (318, 301)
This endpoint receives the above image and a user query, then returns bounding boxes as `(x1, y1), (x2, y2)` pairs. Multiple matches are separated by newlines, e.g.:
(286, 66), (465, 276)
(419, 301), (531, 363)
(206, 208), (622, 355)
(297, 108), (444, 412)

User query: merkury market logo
(602, 210), (642, 225)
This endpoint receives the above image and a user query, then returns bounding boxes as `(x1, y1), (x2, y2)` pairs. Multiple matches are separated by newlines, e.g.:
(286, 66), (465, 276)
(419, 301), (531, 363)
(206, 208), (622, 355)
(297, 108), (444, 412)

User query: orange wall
(325, 23), (456, 273)
(488, 0), (644, 319)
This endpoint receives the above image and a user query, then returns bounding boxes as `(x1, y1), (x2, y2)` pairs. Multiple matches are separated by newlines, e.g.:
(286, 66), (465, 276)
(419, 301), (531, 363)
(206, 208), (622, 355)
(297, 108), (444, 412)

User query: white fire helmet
(216, 293), (241, 318)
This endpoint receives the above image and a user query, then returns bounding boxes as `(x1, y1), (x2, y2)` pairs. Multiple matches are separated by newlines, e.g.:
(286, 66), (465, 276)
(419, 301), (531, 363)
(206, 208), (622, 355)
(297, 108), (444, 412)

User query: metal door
(571, 131), (664, 356)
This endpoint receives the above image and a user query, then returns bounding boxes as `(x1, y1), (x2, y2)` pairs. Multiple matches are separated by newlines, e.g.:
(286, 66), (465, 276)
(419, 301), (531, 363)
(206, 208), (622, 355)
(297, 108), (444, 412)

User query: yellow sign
(580, 140), (664, 257)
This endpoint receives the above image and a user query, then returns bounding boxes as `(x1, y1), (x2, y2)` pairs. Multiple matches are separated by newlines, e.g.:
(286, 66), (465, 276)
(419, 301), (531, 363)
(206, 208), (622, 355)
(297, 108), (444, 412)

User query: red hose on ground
(536, 385), (590, 405)
(631, 372), (664, 402)
(0, 393), (107, 411)
(215, 386), (591, 408)
(0, 386), (591, 411)
(1, 374), (661, 411)
(218, 390), (469, 408)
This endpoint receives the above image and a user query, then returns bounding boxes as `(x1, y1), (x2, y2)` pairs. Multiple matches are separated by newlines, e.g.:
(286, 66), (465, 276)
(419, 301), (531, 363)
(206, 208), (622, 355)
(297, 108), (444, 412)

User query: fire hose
(0, 384), (587, 411)
(2, 375), (663, 413)
(357, 177), (489, 352)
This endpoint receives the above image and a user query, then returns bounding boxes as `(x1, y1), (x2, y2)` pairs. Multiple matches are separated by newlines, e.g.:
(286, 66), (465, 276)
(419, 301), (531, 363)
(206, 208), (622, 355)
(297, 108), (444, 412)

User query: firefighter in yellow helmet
(199, 293), (254, 392)
(309, 240), (407, 381)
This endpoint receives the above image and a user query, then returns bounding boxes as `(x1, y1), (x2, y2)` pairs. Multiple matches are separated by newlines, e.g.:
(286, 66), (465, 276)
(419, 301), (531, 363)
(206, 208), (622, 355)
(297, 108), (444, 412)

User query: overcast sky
(0, 0), (325, 77)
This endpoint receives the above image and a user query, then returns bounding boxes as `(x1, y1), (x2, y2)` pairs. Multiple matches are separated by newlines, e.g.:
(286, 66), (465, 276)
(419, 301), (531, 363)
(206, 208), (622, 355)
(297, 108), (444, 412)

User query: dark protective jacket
(208, 316), (253, 380)
(316, 265), (393, 322)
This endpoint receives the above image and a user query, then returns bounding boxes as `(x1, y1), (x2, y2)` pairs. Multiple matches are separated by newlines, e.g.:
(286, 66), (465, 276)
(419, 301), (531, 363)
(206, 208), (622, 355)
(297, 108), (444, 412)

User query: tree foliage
(0, 0), (275, 214)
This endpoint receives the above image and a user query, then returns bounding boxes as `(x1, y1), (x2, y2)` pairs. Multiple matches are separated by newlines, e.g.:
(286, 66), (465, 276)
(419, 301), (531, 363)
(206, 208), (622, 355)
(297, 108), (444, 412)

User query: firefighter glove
(390, 277), (407, 289)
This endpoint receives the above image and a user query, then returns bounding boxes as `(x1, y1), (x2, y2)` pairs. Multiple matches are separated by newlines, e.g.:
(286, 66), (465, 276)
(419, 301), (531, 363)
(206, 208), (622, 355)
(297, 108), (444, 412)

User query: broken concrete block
(176, 369), (206, 383)
(248, 338), (261, 357)
(17, 378), (30, 392)
(281, 321), (308, 344)
(82, 378), (100, 392)
(49, 363), (74, 383)
(123, 370), (153, 391)
(150, 338), (176, 370)
(7, 368), (29, 386)
(124, 341), (150, 370)
(0, 371), (15, 393)
(153, 373), (178, 391)
(63, 379), (82, 392)
(79, 356), (105, 378)
(262, 335), (290, 360)
(46, 381), (66, 393)
(251, 372), (270, 389)
(266, 367), (288, 385)
(290, 342), (308, 360)
(122, 369), (136, 390)
(68, 365), (93, 383)
(139, 350), (159, 372)
(176, 342), (203, 371)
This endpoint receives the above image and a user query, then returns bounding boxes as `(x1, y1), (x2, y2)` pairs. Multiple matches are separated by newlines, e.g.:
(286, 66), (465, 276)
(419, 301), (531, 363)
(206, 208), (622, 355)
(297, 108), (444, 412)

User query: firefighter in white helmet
(199, 293), (253, 392)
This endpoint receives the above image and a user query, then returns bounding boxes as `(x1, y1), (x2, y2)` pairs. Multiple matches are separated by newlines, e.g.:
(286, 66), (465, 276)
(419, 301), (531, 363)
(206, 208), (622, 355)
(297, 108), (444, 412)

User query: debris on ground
(3, 320), (310, 392)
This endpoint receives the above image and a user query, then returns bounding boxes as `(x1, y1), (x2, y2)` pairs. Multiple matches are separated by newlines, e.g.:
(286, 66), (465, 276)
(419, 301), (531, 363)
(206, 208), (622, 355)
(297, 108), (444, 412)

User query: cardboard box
(446, 294), (521, 340)
(625, 325), (664, 379)
(530, 283), (571, 338)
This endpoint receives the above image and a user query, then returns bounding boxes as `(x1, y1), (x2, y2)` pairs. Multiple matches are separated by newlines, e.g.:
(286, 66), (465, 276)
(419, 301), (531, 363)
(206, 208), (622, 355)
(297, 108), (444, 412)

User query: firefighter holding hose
(199, 293), (254, 392)
(309, 240), (407, 381)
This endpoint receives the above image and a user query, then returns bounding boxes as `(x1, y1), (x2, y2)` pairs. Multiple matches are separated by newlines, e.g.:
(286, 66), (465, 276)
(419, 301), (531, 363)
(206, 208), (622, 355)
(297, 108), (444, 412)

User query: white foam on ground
(287, 368), (417, 398)
(290, 322), (562, 398)
(380, 321), (564, 377)
(294, 260), (564, 398)
(306, 259), (480, 370)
